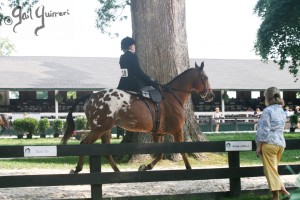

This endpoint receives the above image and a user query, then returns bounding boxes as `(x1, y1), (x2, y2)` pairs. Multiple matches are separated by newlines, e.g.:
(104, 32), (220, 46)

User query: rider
(117, 36), (157, 91)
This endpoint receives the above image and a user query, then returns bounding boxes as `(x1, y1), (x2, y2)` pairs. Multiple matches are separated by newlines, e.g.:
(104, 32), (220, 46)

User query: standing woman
(212, 107), (223, 133)
(256, 87), (290, 200)
(117, 36), (156, 91)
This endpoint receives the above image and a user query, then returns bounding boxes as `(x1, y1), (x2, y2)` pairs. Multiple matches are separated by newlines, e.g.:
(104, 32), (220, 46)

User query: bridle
(197, 70), (210, 100)
(199, 78), (209, 100)
(158, 69), (210, 107)
(162, 70), (210, 101)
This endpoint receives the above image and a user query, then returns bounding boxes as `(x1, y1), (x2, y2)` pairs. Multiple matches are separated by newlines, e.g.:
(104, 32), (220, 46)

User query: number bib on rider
(121, 69), (128, 77)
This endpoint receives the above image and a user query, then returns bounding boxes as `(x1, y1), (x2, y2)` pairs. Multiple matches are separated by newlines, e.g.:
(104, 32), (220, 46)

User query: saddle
(139, 86), (163, 103)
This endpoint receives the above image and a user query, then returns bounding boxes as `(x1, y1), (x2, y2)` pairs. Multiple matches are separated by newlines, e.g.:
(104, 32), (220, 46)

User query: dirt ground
(0, 167), (299, 200)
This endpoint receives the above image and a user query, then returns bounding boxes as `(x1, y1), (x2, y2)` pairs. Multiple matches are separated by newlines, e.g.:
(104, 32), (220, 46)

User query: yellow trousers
(261, 143), (284, 191)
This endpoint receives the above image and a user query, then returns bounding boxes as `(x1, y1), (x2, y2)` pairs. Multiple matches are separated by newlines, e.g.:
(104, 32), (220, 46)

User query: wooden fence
(0, 140), (300, 199)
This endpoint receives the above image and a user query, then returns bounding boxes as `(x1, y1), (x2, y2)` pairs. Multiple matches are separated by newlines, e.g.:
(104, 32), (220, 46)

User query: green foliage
(12, 118), (24, 135)
(254, 0), (300, 80)
(52, 119), (63, 134)
(0, 38), (15, 56)
(38, 118), (50, 134)
(75, 116), (88, 130)
(222, 91), (229, 103)
(22, 117), (38, 135)
(13, 117), (38, 135)
(66, 91), (76, 100)
(95, 0), (130, 37)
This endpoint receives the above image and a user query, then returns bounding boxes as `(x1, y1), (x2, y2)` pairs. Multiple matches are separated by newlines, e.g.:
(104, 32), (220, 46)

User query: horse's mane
(164, 68), (195, 86)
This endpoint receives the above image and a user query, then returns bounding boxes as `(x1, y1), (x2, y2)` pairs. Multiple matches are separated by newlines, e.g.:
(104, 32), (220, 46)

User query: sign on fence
(225, 141), (252, 151)
(24, 146), (57, 157)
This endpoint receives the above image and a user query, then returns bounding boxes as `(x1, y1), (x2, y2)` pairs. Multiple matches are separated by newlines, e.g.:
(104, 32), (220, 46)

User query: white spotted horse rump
(84, 89), (132, 122)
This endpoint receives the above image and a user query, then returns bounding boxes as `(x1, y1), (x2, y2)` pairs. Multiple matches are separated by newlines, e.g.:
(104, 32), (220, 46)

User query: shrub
(23, 117), (38, 135)
(75, 116), (88, 130)
(53, 119), (63, 137)
(12, 119), (24, 135)
(38, 118), (50, 134)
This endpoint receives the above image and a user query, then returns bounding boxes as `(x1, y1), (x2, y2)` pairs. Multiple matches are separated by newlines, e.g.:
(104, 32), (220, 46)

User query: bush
(38, 118), (50, 134)
(53, 119), (63, 137)
(23, 118), (38, 136)
(75, 116), (88, 130)
(13, 119), (24, 135)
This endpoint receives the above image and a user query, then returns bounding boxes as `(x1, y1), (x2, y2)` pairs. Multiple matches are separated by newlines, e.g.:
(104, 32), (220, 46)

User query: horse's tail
(0, 114), (9, 135)
(61, 95), (91, 144)
(0, 114), (9, 127)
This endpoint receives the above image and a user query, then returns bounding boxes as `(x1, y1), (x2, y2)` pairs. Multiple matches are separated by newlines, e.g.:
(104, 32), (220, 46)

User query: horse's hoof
(138, 164), (147, 171)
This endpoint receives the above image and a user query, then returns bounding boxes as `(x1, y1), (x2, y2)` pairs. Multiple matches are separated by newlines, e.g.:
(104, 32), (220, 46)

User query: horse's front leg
(101, 132), (120, 172)
(71, 155), (84, 174)
(138, 135), (163, 171)
(71, 130), (101, 174)
(173, 131), (192, 170)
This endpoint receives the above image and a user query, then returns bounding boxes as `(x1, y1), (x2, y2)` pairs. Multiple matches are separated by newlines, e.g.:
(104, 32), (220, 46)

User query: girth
(125, 87), (162, 134)
(141, 99), (161, 133)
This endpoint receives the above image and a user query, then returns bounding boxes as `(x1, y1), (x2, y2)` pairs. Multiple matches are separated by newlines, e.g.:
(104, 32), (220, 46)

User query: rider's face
(129, 44), (136, 53)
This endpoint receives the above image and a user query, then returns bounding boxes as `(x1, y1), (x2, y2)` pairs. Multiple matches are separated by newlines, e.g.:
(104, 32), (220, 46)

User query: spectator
(253, 108), (261, 130)
(289, 110), (299, 133)
(256, 87), (290, 200)
(247, 107), (254, 112)
(284, 106), (292, 117)
(212, 107), (224, 133)
(295, 106), (300, 116)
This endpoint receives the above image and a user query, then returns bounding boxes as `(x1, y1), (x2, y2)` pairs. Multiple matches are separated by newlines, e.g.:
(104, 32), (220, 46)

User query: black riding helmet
(121, 37), (135, 50)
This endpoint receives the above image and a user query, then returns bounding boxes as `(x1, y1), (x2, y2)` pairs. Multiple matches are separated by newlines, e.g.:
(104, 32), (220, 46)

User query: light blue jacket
(256, 104), (286, 148)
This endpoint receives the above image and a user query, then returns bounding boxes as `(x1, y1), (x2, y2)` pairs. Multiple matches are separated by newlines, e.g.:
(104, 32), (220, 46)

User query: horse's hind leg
(173, 131), (192, 170)
(138, 135), (163, 171)
(71, 131), (102, 174)
(100, 132), (120, 172)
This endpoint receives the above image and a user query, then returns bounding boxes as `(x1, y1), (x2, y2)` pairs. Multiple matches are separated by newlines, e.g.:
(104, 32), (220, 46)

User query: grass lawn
(207, 132), (300, 166)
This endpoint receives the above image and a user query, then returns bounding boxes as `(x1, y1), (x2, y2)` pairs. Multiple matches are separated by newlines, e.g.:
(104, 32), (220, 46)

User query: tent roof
(0, 56), (298, 91)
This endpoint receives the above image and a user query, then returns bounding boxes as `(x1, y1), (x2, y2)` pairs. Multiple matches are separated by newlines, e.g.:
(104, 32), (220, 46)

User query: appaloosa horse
(62, 62), (214, 173)
(0, 114), (10, 135)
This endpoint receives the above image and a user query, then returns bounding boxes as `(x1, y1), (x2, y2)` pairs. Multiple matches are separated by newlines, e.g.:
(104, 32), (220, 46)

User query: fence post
(209, 117), (213, 132)
(234, 117), (238, 131)
(228, 151), (241, 197)
(89, 156), (102, 200)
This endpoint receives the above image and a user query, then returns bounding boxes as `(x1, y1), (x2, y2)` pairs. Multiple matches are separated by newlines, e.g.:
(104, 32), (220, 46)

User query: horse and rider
(61, 37), (215, 173)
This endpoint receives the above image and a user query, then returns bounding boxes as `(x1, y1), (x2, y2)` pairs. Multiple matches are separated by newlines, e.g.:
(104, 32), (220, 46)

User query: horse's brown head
(191, 62), (214, 102)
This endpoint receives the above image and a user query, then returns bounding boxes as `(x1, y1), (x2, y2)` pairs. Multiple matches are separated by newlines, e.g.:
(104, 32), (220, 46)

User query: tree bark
(120, 0), (206, 163)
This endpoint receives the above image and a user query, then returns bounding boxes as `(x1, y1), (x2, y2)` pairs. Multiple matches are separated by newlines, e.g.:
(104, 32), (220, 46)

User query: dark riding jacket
(117, 50), (155, 91)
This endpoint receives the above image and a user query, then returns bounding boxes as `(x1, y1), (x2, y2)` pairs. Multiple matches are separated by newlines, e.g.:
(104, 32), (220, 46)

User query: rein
(163, 87), (184, 108)
(162, 86), (209, 107)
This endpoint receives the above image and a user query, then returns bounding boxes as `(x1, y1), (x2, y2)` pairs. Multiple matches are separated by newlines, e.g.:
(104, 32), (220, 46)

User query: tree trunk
(120, 0), (206, 162)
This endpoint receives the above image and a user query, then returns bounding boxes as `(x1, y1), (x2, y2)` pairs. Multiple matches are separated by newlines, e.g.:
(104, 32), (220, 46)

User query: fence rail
(0, 140), (300, 199)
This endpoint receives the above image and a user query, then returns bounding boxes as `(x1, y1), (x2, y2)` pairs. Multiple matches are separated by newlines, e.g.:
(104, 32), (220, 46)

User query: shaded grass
(206, 132), (300, 166)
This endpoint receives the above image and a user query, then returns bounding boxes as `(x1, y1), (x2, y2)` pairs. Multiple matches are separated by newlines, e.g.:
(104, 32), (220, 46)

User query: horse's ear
(195, 61), (204, 70)
(200, 61), (204, 70)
